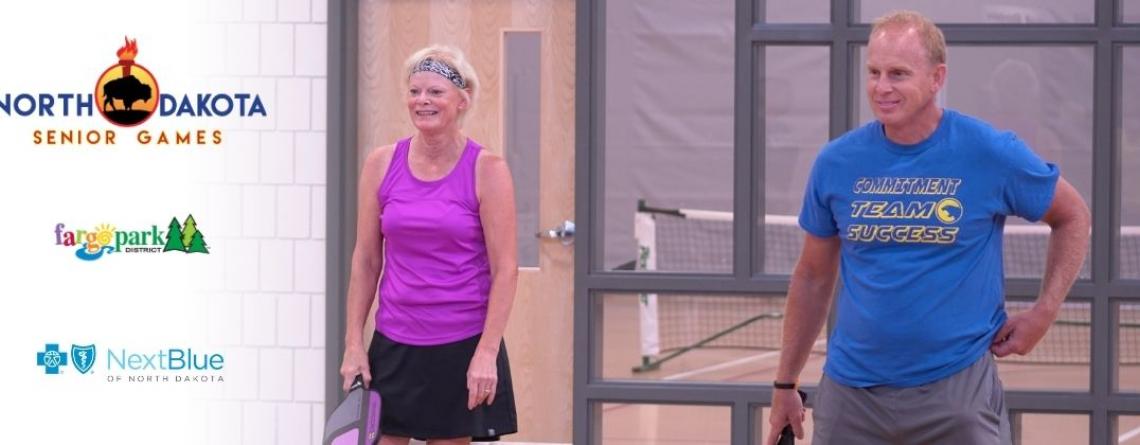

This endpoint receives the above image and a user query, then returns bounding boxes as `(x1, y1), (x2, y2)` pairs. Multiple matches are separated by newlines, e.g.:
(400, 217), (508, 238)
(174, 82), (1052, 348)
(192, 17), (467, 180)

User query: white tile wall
(310, 186), (326, 240)
(260, 24), (295, 76)
(294, 239), (324, 293)
(243, 293), (277, 346)
(276, 186), (311, 238)
(276, 78), (312, 130)
(277, 293), (311, 346)
(259, 348), (294, 400)
(242, 402), (277, 445)
(310, 290), (326, 347)
(198, 24), (229, 76)
(293, 348), (324, 402)
(202, 1), (327, 441)
(276, 402), (312, 445)
(311, 0), (326, 23)
(225, 239), (260, 291)
(207, 184), (244, 238)
(295, 24), (326, 76)
(225, 24), (261, 76)
(243, 185), (278, 237)
(260, 240), (295, 291)
(224, 131), (261, 183)
(295, 132), (326, 184)
(278, 0), (311, 22)
(206, 401), (243, 444)
(311, 79), (327, 130)
(209, 292), (244, 346)
(260, 132), (296, 183)
(244, 0), (278, 22)
(311, 404), (325, 445)
(223, 348), (260, 400)
(207, 0), (243, 23)
(195, 226), (229, 292)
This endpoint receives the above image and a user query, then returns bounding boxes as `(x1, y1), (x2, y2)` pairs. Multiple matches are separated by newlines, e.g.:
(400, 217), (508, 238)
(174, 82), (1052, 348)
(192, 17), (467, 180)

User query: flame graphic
(116, 37), (138, 61)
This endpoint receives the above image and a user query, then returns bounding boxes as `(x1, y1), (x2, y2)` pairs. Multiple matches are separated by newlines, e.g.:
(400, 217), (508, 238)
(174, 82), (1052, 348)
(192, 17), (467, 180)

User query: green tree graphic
(181, 214), (200, 247)
(163, 217), (186, 252)
(187, 230), (209, 254)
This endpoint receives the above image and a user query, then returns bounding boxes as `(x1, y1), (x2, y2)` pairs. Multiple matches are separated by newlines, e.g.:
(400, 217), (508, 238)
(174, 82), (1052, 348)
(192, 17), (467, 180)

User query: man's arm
(992, 177), (1090, 357)
(766, 233), (841, 445)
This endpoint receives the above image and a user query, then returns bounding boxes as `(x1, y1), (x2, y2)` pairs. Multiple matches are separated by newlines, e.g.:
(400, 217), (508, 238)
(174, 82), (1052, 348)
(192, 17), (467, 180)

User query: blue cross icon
(37, 343), (69, 374)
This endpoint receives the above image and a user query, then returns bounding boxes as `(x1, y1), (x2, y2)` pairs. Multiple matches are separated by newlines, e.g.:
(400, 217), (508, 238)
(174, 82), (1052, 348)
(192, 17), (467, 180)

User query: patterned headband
(412, 58), (467, 89)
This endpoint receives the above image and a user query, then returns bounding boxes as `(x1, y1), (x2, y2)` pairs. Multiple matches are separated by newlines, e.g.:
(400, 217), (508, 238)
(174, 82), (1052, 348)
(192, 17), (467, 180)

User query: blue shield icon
(71, 344), (96, 374)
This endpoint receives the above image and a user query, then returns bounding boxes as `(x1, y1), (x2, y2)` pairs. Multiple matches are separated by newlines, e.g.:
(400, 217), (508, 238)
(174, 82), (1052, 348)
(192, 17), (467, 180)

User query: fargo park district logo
(55, 214), (210, 261)
(95, 37), (158, 127)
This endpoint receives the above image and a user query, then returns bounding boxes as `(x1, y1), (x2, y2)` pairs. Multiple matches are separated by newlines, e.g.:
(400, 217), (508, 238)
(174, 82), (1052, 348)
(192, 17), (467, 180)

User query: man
(765, 10), (1090, 445)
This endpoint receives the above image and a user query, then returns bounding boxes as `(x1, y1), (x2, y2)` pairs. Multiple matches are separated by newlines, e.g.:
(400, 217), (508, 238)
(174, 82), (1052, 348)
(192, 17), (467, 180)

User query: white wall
(197, 1), (329, 444)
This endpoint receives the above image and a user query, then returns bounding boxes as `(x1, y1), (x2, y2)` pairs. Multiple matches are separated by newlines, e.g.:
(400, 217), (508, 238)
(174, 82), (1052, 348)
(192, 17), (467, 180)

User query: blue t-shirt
(799, 109), (1059, 387)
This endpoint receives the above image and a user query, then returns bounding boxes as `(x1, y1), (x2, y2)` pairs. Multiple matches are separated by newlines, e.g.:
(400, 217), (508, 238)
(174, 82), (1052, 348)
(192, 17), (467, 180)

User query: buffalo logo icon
(95, 37), (159, 127)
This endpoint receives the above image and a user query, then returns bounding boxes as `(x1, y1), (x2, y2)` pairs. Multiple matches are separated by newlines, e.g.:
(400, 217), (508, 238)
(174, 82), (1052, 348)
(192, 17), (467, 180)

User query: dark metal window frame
(573, 0), (1140, 444)
(324, 0), (1140, 443)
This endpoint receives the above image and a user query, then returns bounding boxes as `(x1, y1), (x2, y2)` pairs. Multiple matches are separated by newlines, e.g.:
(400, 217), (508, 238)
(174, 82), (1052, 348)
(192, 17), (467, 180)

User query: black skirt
(368, 331), (518, 441)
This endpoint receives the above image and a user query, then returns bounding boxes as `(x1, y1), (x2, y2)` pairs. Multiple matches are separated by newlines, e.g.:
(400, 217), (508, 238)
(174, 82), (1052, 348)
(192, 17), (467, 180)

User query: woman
(339, 44), (519, 445)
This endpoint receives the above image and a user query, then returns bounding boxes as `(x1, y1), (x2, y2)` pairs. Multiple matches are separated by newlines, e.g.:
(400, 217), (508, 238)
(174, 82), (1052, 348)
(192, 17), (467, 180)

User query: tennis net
(633, 201), (1139, 371)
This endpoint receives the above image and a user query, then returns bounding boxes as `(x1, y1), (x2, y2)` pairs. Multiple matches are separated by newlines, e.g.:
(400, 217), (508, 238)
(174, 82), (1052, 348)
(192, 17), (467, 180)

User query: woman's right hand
(339, 345), (371, 391)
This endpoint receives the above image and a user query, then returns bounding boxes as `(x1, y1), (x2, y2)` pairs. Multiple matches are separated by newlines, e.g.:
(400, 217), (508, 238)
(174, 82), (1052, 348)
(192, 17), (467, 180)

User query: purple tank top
(375, 137), (491, 345)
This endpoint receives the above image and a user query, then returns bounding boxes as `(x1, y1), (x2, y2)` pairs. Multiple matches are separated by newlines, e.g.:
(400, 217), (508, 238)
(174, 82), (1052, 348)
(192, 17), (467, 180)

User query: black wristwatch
(773, 381), (798, 390)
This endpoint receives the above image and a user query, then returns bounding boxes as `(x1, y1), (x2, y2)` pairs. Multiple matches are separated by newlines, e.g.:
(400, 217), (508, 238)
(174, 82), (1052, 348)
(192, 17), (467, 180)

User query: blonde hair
(403, 45), (480, 121)
(871, 10), (947, 65)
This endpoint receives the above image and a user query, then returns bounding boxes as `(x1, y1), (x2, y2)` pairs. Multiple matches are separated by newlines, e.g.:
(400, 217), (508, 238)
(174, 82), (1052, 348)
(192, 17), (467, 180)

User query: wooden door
(358, 1), (575, 441)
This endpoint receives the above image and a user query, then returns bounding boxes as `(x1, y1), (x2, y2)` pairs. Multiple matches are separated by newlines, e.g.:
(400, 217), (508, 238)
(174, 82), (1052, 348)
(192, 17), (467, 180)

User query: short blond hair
(871, 10), (947, 65)
(403, 45), (480, 120)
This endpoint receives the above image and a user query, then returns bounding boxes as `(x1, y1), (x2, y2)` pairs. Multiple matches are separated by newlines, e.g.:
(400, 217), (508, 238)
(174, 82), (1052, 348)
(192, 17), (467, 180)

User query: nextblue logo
(72, 344), (96, 374)
(36, 344), (69, 374)
(107, 348), (224, 371)
(37, 342), (226, 384)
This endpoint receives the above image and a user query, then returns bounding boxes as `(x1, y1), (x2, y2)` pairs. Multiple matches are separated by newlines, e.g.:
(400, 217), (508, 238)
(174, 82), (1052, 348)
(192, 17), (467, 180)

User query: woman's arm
(338, 145), (394, 390)
(466, 150), (519, 408)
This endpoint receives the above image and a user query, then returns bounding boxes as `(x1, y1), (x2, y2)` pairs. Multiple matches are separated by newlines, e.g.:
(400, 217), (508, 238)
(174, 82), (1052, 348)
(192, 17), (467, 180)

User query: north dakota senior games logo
(2, 36), (266, 146)
(96, 37), (159, 127)
(55, 214), (210, 261)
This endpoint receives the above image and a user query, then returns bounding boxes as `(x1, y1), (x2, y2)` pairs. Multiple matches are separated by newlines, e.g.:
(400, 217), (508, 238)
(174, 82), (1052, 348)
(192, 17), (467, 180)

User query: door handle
(535, 220), (574, 245)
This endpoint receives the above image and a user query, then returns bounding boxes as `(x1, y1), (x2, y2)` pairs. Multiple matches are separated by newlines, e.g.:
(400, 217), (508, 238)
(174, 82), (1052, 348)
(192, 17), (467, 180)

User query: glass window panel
(1120, 301), (1140, 393)
(856, 1), (1093, 23)
(1126, 0), (1140, 22)
(760, 0), (829, 23)
(855, 45), (1093, 280)
(754, 405), (816, 444)
(504, 31), (542, 267)
(1119, 415), (1140, 444)
(998, 299), (1089, 391)
(600, 293), (826, 384)
(1123, 47), (1140, 280)
(603, 0), (735, 272)
(758, 46), (830, 275)
(600, 403), (730, 444)
(1017, 413), (1088, 444)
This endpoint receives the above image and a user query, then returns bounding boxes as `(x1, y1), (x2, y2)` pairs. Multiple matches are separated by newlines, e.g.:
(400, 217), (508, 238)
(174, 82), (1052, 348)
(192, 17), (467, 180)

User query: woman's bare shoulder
(361, 143), (398, 184)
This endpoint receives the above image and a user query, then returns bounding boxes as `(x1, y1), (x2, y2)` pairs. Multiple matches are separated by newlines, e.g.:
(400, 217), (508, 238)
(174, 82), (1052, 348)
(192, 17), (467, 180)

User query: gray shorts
(813, 353), (1012, 445)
